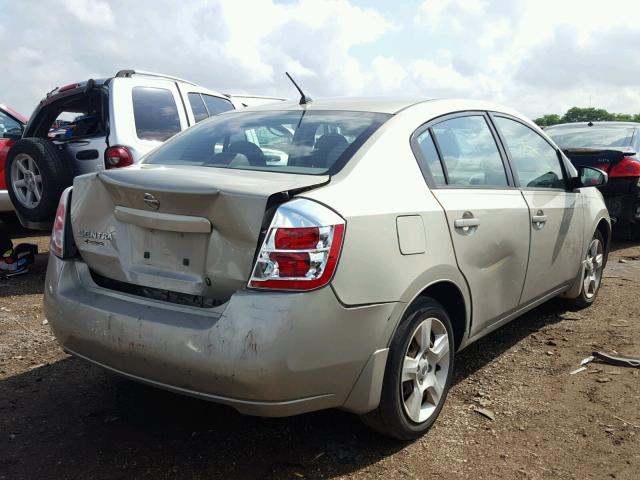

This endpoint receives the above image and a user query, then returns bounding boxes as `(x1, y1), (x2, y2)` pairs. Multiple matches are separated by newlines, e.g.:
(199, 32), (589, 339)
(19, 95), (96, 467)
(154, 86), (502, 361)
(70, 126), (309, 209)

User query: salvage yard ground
(0, 219), (638, 480)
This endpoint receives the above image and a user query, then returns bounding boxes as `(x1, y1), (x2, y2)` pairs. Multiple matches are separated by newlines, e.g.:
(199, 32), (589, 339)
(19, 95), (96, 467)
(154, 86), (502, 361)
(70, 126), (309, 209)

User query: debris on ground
(592, 351), (640, 368)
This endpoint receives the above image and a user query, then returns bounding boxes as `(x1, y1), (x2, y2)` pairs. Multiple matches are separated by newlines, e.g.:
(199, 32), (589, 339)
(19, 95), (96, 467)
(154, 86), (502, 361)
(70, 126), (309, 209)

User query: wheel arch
(596, 217), (611, 260)
(391, 278), (470, 352)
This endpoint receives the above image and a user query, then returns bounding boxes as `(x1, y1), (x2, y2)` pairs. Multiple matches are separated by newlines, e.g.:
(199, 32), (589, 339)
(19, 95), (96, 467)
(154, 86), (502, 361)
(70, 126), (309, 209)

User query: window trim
(201, 93), (235, 116)
(488, 112), (572, 192)
(187, 92), (209, 123)
(410, 110), (517, 190)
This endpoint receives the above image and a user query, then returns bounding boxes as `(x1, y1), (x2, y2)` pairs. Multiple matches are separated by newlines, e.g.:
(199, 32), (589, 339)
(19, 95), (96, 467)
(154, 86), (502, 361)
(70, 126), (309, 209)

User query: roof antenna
(285, 72), (312, 105)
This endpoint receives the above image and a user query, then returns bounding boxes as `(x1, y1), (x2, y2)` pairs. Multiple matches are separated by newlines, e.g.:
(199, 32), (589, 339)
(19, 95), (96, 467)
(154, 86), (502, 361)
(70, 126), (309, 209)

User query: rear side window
(143, 110), (389, 175)
(132, 87), (181, 141)
(188, 93), (209, 123)
(431, 116), (508, 187)
(494, 117), (565, 189)
(202, 95), (234, 115)
(416, 130), (446, 185)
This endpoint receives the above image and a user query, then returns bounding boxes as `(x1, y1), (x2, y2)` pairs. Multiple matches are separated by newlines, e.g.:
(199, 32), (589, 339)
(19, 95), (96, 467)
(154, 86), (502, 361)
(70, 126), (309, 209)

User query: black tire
(5, 138), (71, 223)
(361, 297), (455, 440)
(569, 229), (606, 309)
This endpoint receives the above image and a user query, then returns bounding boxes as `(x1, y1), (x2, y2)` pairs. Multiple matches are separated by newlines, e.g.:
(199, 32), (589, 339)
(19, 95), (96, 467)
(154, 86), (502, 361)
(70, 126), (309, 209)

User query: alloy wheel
(11, 153), (43, 209)
(583, 238), (604, 299)
(401, 317), (450, 423)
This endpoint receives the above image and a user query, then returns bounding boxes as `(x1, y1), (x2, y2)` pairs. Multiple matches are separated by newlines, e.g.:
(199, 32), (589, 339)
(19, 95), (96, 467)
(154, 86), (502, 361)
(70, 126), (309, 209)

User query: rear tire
(569, 230), (606, 309)
(5, 138), (71, 223)
(361, 297), (455, 440)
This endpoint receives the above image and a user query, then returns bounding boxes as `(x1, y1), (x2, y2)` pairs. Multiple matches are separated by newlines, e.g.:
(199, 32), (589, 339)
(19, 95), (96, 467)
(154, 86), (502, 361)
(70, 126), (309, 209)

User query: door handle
(532, 210), (547, 229)
(454, 218), (480, 228)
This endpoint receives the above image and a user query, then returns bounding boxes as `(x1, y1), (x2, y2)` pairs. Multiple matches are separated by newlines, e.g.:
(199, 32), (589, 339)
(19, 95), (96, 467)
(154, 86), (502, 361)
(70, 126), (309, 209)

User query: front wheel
(362, 297), (455, 440)
(570, 230), (606, 309)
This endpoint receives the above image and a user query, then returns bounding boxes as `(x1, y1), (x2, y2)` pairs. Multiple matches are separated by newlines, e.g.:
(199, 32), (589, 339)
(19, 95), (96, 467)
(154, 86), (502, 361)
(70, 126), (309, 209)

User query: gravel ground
(0, 218), (638, 480)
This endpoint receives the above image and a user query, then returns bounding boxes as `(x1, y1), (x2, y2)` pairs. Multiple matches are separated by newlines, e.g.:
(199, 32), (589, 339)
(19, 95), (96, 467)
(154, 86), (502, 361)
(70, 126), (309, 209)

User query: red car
(0, 104), (28, 215)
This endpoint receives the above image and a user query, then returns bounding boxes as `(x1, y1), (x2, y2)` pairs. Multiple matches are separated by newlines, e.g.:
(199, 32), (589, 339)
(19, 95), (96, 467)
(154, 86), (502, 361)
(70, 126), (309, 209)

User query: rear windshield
(546, 125), (635, 149)
(143, 110), (390, 175)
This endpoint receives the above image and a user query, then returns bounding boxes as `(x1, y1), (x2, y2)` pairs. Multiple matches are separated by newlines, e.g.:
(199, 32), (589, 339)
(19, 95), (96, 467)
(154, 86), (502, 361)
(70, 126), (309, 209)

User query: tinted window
(495, 117), (565, 189)
(0, 111), (21, 138)
(202, 95), (234, 115)
(188, 93), (209, 123)
(416, 129), (446, 185)
(431, 116), (508, 187)
(546, 125), (635, 149)
(144, 110), (390, 175)
(132, 87), (181, 141)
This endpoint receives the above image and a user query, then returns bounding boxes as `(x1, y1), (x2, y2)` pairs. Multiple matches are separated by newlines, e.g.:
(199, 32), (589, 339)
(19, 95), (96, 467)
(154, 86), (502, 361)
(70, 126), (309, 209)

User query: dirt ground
(1, 217), (638, 480)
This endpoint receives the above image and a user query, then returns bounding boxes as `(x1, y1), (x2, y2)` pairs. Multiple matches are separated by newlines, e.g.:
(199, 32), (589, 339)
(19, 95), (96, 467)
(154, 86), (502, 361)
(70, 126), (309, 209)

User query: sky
(1, 0), (640, 118)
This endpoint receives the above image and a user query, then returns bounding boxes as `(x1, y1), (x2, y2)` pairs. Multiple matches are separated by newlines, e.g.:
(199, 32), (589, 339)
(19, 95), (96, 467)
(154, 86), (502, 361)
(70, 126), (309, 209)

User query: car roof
(547, 121), (640, 130)
(0, 103), (28, 124)
(240, 97), (522, 115)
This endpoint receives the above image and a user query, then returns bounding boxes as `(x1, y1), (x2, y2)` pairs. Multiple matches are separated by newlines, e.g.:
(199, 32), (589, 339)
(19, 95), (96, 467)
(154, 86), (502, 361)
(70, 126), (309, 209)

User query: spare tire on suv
(5, 138), (71, 225)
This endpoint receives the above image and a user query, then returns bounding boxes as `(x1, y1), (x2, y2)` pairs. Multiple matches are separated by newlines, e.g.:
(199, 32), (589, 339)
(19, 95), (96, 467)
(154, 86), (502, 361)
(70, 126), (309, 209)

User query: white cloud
(1, 0), (640, 118)
(61, 0), (115, 28)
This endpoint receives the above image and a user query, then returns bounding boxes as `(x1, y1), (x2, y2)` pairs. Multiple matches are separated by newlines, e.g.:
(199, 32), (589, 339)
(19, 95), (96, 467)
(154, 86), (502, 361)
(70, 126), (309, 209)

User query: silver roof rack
(115, 69), (199, 87)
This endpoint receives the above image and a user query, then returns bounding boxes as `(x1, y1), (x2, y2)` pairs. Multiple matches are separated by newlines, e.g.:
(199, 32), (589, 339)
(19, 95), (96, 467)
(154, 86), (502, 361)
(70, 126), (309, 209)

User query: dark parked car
(546, 122), (640, 237)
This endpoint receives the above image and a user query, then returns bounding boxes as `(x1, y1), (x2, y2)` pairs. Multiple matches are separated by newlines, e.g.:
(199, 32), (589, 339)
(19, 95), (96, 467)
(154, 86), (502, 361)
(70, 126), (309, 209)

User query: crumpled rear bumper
(43, 255), (397, 416)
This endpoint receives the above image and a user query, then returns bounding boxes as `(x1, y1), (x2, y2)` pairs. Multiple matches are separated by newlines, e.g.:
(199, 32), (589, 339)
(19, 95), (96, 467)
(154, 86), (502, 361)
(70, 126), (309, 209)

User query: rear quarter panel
(303, 104), (473, 340)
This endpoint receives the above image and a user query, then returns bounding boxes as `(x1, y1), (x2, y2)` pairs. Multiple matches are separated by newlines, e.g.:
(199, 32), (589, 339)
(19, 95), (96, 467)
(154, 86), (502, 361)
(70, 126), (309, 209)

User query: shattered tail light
(50, 187), (72, 259)
(249, 199), (345, 291)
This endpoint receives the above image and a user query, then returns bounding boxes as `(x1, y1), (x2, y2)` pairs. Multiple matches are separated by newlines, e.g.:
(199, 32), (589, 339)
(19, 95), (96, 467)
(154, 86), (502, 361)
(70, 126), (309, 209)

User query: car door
(413, 113), (531, 336)
(491, 115), (584, 304)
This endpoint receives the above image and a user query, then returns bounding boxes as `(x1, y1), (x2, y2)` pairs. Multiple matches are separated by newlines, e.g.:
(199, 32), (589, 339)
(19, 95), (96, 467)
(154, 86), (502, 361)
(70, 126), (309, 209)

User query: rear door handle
(532, 210), (547, 229)
(454, 218), (480, 228)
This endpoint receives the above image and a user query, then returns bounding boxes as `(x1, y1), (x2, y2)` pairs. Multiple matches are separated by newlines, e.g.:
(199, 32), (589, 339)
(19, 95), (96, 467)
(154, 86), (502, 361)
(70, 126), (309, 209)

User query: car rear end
(546, 123), (640, 231)
(43, 108), (395, 416)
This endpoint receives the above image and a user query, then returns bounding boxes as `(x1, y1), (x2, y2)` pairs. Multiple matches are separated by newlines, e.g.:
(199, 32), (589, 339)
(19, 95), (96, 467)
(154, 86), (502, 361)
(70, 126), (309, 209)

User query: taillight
(58, 83), (79, 93)
(50, 187), (72, 259)
(105, 146), (134, 169)
(249, 198), (345, 291)
(609, 157), (640, 178)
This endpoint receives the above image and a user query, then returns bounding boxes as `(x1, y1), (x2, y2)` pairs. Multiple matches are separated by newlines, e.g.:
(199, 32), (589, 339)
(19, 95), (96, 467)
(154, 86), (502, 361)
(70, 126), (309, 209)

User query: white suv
(4, 69), (281, 229)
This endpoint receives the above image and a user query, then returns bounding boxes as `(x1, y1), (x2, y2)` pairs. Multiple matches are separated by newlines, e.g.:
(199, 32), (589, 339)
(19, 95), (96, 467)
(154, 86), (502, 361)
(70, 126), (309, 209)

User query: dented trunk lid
(70, 164), (328, 303)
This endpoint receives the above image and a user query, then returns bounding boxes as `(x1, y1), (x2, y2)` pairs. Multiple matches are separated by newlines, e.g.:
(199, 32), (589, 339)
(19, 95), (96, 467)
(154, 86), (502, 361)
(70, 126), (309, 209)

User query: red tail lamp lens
(609, 157), (640, 178)
(105, 146), (134, 169)
(269, 252), (310, 277)
(274, 227), (320, 249)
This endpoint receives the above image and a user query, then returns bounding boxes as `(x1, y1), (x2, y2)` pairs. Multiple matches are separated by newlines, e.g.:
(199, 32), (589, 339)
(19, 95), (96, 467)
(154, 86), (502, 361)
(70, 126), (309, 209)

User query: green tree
(562, 107), (614, 123)
(533, 114), (562, 127)
(534, 107), (640, 127)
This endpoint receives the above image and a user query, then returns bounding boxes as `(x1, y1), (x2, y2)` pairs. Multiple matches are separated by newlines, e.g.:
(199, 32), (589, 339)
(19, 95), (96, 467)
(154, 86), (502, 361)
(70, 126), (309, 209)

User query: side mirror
(2, 127), (23, 141)
(572, 166), (608, 189)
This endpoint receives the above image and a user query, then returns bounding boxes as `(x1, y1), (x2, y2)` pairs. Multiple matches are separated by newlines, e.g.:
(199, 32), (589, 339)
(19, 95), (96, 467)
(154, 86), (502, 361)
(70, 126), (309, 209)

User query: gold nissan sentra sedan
(44, 98), (610, 439)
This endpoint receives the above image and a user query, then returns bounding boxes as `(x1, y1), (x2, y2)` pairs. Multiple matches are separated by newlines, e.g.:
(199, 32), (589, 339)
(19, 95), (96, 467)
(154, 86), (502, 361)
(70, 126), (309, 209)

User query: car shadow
(0, 298), (574, 480)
